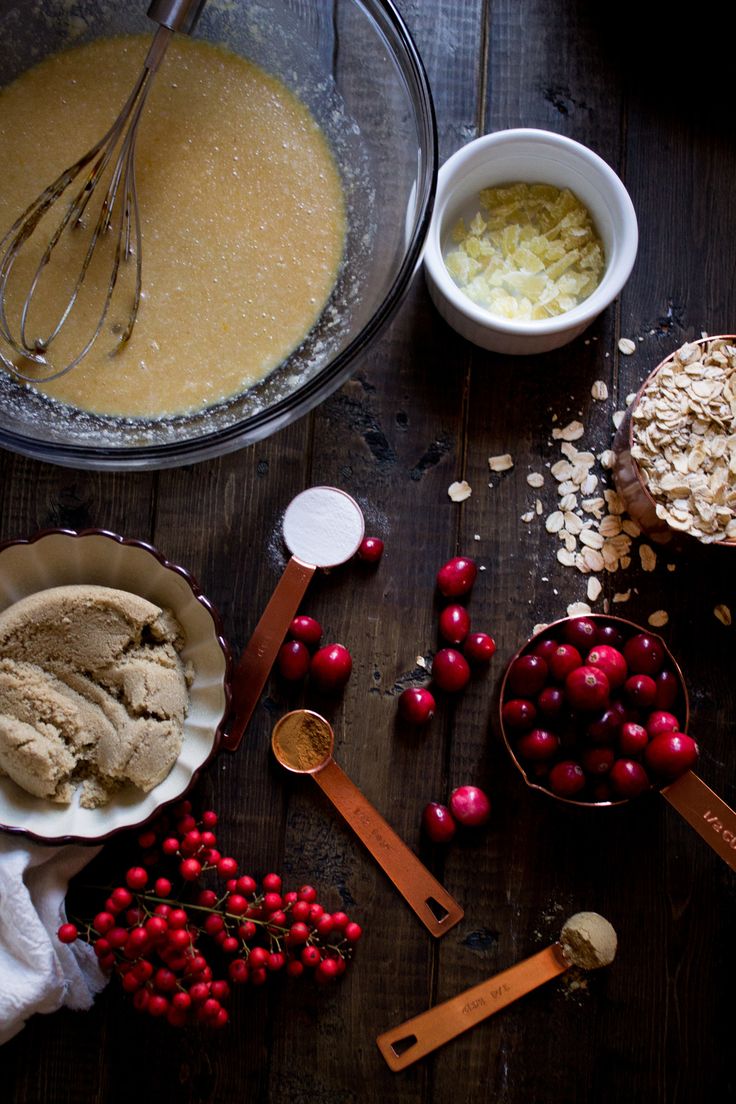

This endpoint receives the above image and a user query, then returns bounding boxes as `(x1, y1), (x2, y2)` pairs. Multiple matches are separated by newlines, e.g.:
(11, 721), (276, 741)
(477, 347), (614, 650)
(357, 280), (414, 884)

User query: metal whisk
(0, 0), (206, 383)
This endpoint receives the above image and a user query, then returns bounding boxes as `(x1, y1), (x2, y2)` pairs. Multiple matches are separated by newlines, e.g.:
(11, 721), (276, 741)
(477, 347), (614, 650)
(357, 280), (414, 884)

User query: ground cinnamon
(272, 711), (332, 771)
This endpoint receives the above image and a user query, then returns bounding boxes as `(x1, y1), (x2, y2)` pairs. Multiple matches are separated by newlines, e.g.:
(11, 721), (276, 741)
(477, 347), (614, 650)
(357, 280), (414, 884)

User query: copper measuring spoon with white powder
(224, 487), (365, 751)
(377, 911), (617, 1071)
(271, 710), (464, 938)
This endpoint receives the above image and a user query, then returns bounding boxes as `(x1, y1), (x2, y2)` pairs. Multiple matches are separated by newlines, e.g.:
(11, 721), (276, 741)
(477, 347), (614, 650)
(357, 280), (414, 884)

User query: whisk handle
(148, 0), (207, 35)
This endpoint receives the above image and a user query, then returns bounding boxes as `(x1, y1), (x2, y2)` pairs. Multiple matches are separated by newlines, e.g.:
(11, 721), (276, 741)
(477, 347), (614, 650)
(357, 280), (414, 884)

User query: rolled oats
(714, 603), (732, 625)
(648, 610), (669, 627)
(489, 454), (514, 472)
(448, 480), (472, 502)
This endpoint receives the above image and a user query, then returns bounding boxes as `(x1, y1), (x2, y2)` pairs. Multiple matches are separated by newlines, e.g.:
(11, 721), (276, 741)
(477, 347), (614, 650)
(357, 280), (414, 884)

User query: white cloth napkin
(0, 836), (107, 1045)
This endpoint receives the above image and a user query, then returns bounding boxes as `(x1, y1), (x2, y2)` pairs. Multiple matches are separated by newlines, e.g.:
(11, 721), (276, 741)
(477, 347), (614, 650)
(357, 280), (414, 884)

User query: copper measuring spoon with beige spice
(377, 911), (617, 1071)
(271, 710), (464, 939)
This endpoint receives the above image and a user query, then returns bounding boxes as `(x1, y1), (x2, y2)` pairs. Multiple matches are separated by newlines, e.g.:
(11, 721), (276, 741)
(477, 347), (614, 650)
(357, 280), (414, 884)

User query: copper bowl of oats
(612, 336), (736, 548)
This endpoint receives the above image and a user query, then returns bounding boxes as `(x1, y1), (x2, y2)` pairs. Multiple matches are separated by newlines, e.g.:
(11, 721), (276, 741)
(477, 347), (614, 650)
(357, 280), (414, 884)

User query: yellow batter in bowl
(0, 35), (346, 418)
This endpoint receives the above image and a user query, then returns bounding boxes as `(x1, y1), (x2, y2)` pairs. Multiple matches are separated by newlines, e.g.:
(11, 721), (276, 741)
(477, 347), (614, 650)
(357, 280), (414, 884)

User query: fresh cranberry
(537, 686), (565, 719)
(624, 633), (664, 676)
(125, 866), (148, 891)
(654, 669), (680, 710)
(646, 711), (680, 737)
(58, 923), (78, 944)
(581, 746), (615, 776)
(278, 639), (310, 681)
(507, 654), (548, 696)
(436, 556), (477, 597)
(438, 604), (470, 645)
(311, 643), (352, 691)
(592, 781), (613, 803)
(502, 698), (537, 731)
(565, 665), (610, 711)
(624, 673), (657, 709)
(288, 615), (322, 648)
(587, 707), (622, 745)
(533, 638), (559, 661)
(463, 632), (496, 664)
(619, 722), (649, 756)
(357, 536), (384, 563)
(563, 617), (597, 650)
(432, 648), (471, 693)
(586, 645), (627, 688)
(548, 760), (586, 797)
(422, 802), (457, 843)
(398, 687), (436, 725)
(517, 729), (560, 761)
(548, 644), (583, 681)
(645, 733), (698, 778)
(609, 758), (650, 798)
(596, 623), (625, 648)
(449, 785), (491, 826)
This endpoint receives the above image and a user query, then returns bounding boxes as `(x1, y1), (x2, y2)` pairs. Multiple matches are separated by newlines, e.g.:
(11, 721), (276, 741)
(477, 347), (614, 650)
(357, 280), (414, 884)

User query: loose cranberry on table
(432, 648), (471, 693)
(463, 631), (496, 664)
(310, 643), (352, 691)
(278, 640), (311, 681)
(398, 687), (436, 726)
(438, 603), (471, 645)
(288, 615), (323, 648)
(436, 556), (477, 597)
(357, 536), (384, 563)
(449, 785), (491, 827)
(422, 802), (457, 843)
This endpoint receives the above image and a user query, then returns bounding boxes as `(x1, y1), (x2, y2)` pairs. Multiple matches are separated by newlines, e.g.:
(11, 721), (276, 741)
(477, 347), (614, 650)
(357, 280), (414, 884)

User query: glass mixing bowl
(0, 0), (436, 470)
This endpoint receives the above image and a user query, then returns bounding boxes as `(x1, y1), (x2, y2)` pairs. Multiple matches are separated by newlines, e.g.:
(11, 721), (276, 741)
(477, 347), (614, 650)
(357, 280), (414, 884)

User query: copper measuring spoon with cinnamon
(271, 710), (464, 939)
(224, 486), (365, 751)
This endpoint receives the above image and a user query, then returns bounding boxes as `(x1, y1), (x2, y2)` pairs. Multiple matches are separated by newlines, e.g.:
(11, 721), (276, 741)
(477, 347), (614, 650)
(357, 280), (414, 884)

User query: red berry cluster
(501, 616), (698, 803)
(278, 615), (352, 691)
(422, 785), (492, 843)
(398, 556), (496, 725)
(57, 802), (362, 1027)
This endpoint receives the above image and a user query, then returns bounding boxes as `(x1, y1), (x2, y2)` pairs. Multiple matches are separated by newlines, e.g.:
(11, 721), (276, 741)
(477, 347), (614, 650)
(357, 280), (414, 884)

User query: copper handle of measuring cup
(661, 771), (736, 872)
(377, 944), (569, 1071)
(313, 760), (464, 938)
(224, 557), (315, 751)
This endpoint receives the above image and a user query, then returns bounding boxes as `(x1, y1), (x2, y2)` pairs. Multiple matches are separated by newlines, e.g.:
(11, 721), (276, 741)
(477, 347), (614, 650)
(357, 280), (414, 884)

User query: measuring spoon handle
(376, 944), (568, 1071)
(223, 556), (315, 751)
(661, 770), (736, 872)
(312, 760), (463, 938)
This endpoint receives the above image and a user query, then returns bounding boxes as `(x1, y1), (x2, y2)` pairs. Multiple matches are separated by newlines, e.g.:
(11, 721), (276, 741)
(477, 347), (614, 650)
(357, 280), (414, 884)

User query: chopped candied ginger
(444, 182), (604, 320)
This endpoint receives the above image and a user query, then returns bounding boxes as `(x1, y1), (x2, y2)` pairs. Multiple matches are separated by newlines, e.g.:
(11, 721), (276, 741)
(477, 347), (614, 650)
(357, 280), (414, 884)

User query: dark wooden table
(3, 2), (736, 1101)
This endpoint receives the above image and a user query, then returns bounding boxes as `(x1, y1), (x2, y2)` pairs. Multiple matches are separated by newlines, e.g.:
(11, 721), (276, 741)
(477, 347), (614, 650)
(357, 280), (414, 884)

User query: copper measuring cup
(499, 614), (736, 871)
(224, 486), (365, 750)
(271, 710), (464, 938)
(612, 335), (736, 549)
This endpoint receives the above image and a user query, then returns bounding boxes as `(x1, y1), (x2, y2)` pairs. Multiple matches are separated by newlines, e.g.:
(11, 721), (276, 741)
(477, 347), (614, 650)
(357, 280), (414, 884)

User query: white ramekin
(423, 129), (638, 354)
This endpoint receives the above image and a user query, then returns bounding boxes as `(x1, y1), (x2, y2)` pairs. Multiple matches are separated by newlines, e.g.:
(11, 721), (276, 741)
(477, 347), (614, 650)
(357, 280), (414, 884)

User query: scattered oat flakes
(533, 623), (548, 635)
(639, 544), (656, 572)
(489, 454), (514, 472)
(416, 656), (427, 669)
(536, 499), (543, 515)
(599, 449), (615, 469)
(557, 548), (576, 567)
(552, 420), (585, 442)
(618, 338), (636, 355)
(566, 601), (592, 617)
(591, 380), (609, 401)
(612, 410), (625, 429)
(667, 563), (676, 572)
(648, 610), (669, 627)
(527, 472), (545, 488)
(714, 604), (732, 626)
(546, 511), (565, 533)
(474, 533), (481, 540)
(448, 480), (472, 502)
(521, 511), (535, 523)
(625, 392), (637, 406)
(587, 576), (602, 602)
(613, 590), (631, 603)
